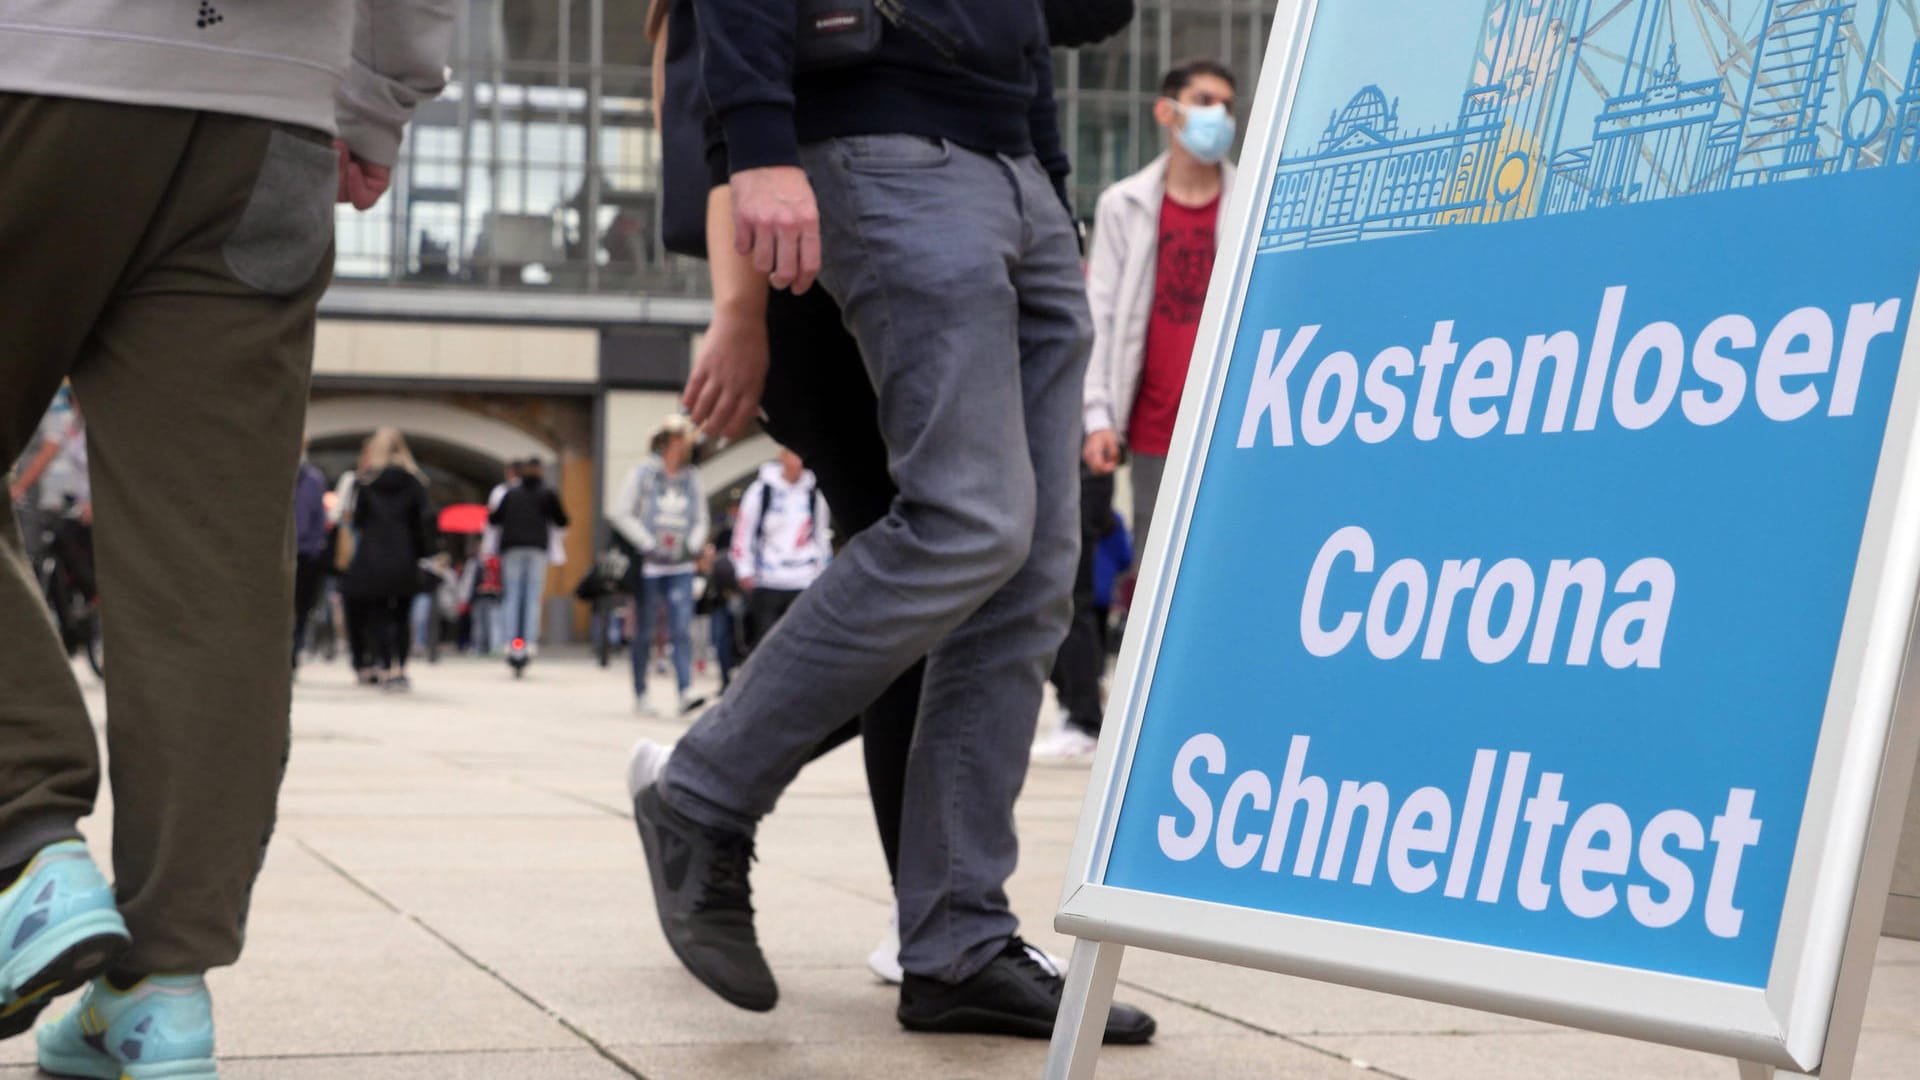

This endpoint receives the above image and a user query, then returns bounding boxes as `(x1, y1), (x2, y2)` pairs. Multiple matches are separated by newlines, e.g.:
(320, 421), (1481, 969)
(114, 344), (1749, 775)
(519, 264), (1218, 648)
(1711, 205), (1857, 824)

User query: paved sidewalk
(3, 652), (1915, 1078)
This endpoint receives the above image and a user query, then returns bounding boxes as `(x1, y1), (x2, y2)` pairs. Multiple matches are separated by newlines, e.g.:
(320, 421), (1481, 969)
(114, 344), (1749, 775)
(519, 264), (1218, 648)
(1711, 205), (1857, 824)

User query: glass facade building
(332, 0), (1277, 301)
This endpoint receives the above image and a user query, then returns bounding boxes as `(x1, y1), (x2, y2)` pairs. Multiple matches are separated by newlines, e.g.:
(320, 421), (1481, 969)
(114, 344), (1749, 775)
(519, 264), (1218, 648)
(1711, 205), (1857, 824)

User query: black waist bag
(797, 0), (885, 70)
(664, 0), (885, 256)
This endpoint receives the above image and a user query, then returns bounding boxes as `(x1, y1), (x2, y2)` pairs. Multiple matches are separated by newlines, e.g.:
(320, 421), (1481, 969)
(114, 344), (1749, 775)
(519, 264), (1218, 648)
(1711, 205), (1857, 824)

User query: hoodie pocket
(223, 127), (337, 296)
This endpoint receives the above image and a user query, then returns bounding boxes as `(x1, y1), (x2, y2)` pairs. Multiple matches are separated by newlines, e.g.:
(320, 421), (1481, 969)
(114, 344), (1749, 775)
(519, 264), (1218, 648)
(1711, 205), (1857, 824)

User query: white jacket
(1083, 153), (1237, 441)
(0, 0), (455, 165)
(732, 463), (831, 592)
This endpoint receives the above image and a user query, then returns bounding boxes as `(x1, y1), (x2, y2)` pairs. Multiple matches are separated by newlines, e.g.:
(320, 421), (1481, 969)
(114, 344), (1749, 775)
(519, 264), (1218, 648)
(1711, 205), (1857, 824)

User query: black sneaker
(897, 937), (1156, 1044)
(632, 782), (778, 1012)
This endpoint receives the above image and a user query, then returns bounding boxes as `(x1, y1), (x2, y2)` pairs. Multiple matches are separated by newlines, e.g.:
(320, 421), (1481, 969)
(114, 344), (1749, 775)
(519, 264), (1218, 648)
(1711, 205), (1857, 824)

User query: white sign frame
(1046, 3), (1920, 1077)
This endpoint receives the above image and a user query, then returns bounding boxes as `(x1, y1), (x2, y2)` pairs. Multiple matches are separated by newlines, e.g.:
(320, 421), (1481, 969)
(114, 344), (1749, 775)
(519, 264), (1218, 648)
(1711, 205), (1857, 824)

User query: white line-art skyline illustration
(1261, 0), (1920, 252)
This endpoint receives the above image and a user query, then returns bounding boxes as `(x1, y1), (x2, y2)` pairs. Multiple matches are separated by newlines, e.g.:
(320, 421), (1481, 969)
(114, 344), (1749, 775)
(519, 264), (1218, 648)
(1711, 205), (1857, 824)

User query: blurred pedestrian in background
(733, 449), (831, 651)
(1082, 58), (1238, 576)
(1035, 468), (1127, 763)
(293, 442), (331, 669)
(611, 416), (707, 716)
(695, 514), (745, 689)
(343, 428), (434, 693)
(8, 387), (89, 568)
(491, 456), (570, 654)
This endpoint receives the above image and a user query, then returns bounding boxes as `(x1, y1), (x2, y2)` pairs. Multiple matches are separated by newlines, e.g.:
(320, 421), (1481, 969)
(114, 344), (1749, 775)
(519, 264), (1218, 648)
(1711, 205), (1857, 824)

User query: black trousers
(761, 286), (921, 883)
(744, 587), (803, 652)
(1049, 470), (1115, 736)
(354, 594), (410, 673)
(292, 554), (326, 665)
(344, 593), (373, 671)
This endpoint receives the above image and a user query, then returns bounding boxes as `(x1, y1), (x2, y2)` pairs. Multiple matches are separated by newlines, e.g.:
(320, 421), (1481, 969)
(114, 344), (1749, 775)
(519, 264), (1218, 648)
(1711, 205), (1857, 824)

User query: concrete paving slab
(0, 1050), (635, 1079)
(518, 963), (1250, 1051)
(220, 1050), (642, 1079)
(618, 1032), (1362, 1080)
(1110, 951), (1552, 1037)
(1306, 1031), (1732, 1080)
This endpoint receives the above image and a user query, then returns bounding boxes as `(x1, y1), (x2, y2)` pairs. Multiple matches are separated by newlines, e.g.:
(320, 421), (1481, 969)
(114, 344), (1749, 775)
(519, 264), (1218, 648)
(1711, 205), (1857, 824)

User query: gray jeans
(661, 136), (1089, 984)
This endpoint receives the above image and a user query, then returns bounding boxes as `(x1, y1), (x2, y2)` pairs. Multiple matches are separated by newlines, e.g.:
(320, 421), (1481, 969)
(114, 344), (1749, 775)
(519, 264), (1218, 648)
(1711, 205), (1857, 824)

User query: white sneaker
(1031, 725), (1099, 764)
(868, 908), (904, 985)
(635, 697), (664, 719)
(626, 738), (674, 800)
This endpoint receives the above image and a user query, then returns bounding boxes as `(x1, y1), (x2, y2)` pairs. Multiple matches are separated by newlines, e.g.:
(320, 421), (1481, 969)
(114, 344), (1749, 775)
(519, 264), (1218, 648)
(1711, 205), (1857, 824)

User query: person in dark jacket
(292, 445), (331, 669)
(1036, 468), (1127, 762)
(489, 457), (569, 653)
(633, 0), (1156, 1046)
(342, 428), (432, 692)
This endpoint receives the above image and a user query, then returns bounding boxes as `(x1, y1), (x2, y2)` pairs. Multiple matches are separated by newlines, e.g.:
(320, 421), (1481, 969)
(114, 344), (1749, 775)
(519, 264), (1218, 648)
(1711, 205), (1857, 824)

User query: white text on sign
(1235, 287), (1902, 448)
(1157, 735), (1763, 937)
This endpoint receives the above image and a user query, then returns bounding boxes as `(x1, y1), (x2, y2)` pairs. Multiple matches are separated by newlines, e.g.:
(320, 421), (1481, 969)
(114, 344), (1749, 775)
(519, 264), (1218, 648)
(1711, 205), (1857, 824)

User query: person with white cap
(610, 415), (709, 716)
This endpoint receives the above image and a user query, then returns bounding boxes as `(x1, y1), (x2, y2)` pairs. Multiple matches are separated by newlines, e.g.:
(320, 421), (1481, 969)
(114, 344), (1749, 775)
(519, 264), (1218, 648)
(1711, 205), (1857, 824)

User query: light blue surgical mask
(1174, 102), (1236, 165)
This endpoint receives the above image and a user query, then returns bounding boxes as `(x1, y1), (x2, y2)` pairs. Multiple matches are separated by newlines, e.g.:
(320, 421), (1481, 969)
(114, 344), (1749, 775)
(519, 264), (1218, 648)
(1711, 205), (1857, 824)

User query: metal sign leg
(1043, 939), (1124, 1080)
(1737, 1062), (1777, 1080)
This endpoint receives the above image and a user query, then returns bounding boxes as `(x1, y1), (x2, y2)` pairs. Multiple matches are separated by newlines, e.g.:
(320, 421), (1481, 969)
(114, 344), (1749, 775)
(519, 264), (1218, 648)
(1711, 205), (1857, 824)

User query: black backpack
(751, 476), (818, 566)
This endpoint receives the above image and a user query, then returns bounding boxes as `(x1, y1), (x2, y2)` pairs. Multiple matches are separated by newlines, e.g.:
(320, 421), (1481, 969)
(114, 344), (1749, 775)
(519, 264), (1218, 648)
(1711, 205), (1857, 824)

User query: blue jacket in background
(294, 462), (330, 560)
(1091, 510), (1132, 610)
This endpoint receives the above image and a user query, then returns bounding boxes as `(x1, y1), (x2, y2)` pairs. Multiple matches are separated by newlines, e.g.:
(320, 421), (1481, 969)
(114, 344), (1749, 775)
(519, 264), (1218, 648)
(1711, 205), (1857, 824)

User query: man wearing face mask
(1081, 58), (1237, 566)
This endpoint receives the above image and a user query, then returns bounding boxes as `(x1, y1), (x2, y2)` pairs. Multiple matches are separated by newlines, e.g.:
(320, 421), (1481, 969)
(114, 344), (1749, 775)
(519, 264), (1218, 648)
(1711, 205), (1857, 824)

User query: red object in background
(438, 503), (490, 535)
(479, 556), (503, 596)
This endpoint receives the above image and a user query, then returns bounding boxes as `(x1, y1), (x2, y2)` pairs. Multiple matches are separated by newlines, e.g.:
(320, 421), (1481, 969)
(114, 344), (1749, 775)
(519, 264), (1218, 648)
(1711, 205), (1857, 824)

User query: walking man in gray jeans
(632, 0), (1155, 1043)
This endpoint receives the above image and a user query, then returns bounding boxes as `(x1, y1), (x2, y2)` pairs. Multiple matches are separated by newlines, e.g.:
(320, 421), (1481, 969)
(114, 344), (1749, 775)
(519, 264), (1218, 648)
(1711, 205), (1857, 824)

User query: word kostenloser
(1235, 286), (1901, 449)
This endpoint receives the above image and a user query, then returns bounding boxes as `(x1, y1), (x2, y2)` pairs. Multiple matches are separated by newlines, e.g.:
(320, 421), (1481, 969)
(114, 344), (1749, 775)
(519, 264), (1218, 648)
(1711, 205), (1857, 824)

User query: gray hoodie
(610, 457), (710, 580)
(0, 0), (456, 164)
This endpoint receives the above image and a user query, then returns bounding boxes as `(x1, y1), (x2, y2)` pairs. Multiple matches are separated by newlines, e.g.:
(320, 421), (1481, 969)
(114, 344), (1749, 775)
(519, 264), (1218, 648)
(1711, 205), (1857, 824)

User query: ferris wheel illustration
(1556, 0), (1920, 177)
(1259, 0), (1920, 252)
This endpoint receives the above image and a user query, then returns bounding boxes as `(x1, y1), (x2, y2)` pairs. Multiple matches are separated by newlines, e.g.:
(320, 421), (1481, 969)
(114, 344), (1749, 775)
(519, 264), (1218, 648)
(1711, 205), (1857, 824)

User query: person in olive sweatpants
(0, 4), (452, 1073)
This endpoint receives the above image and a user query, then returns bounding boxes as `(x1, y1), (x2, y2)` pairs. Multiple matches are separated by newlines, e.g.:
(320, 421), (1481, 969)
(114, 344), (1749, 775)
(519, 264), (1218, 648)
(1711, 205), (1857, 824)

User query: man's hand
(1084, 429), (1122, 475)
(740, 577), (756, 593)
(730, 166), (821, 294)
(684, 308), (770, 439)
(335, 139), (393, 211)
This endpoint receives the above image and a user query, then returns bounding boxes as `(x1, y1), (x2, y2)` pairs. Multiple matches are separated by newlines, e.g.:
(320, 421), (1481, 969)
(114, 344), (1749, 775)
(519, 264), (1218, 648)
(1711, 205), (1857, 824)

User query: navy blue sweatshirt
(691, 0), (1070, 182)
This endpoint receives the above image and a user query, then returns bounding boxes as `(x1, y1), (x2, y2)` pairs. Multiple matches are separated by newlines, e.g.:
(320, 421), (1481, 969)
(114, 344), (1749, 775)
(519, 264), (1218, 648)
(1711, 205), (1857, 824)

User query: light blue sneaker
(37, 975), (217, 1080)
(0, 841), (129, 1041)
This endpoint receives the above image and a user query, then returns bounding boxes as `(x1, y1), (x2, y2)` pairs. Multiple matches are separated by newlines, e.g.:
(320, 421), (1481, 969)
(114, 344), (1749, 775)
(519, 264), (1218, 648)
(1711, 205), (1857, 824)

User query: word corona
(1302, 525), (1673, 668)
